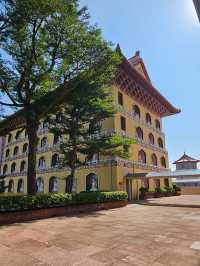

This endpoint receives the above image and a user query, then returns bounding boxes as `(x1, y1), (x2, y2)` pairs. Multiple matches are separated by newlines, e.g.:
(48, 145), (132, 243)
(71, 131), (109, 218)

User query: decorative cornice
(114, 50), (181, 117)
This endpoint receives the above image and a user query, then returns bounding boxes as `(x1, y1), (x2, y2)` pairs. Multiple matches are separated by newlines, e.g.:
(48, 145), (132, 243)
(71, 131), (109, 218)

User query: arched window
(13, 146), (19, 156)
(158, 138), (163, 148)
(5, 149), (10, 158)
(92, 153), (100, 162)
(53, 134), (60, 145)
(43, 120), (49, 129)
(8, 180), (14, 193)
(17, 179), (24, 193)
(20, 161), (26, 173)
(136, 127), (143, 140)
(49, 176), (58, 192)
(146, 113), (152, 125)
(155, 120), (161, 130)
(22, 143), (28, 153)
(51, 154), (59, 167)
(38, 157), (46, 169)
(11, 162), (16, 174)
(148, 133), (154, 145)
(36, 177), (44, 193)
(15, 130), (21, 140)
(151, 154), (158, 166)
(161, 157), (167, 168)
(3, 164), (8, 175)
(65, 175), (73, 193)
(138, 150), (146, 164)
(41, 137), (48, 148)
(86, 173), (99, 192)
(133, 105), (140, 119)
(8, 134), (12, 143)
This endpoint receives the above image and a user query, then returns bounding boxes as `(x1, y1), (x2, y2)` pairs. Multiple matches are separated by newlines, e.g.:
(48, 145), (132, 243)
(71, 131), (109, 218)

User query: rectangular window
(118, 91), (123, 106)
(120, 116), (126, 131)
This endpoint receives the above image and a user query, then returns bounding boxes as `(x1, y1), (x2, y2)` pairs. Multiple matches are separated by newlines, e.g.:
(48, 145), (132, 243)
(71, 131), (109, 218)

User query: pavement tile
(1, 196), (200, 266)
(31, 246), (81, 266)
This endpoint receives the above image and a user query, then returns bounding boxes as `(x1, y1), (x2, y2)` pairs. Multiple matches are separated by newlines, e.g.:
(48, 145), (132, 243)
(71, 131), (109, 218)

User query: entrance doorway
(126, 179), (133, 200)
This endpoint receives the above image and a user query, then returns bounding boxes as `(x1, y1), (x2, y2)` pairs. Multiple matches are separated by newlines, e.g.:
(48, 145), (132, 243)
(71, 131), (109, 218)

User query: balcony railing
(117, 105), (165, 137)
(1, 158), (168, 178)
(5, 127), (50, 147)
(1, 143), (61, 162)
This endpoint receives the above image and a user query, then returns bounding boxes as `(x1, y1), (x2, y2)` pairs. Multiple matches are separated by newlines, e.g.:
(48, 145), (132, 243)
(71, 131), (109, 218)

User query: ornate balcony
(2, 144), (60, 162)
(2, 158), (168, 178)
(117, 105), (165, 137)
(6, 137), (28, 147)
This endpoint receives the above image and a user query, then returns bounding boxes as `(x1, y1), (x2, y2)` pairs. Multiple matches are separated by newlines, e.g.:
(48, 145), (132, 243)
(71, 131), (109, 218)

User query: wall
(1, 84), (170, 195)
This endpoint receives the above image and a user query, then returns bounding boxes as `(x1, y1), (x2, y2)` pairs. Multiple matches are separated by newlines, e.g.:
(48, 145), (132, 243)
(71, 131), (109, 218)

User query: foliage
(0, 191), (127, 212)
(163, 186), (172, 193)
(73, 191), (128, 204)
(0, 0), (121, 194)
(172, 184), (181, 192)
(48, 85), (134, 192)
(0, 175), (7, 193)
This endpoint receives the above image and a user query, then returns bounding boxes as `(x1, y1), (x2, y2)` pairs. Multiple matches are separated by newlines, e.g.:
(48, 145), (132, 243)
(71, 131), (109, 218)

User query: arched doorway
(86, 173), (99, 192)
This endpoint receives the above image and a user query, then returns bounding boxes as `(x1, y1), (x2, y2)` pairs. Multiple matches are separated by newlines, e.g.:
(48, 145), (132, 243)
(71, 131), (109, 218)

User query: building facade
(0, 137), (5, 174)
(173, 153), (200, 194)
(0, 48), (180, 199)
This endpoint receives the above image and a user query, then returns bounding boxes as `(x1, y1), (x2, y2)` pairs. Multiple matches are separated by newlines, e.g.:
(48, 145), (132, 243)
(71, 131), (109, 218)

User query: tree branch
(0, 101), (23, 107)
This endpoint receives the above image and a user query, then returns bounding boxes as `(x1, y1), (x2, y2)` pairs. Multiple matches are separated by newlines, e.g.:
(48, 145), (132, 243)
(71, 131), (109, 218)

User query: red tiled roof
(173, 153), (200, 164)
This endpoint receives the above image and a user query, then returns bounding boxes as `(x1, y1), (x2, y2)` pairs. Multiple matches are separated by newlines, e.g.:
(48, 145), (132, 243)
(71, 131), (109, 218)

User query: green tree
(0, 0), (119, 195)
(49, 85), (134, 193)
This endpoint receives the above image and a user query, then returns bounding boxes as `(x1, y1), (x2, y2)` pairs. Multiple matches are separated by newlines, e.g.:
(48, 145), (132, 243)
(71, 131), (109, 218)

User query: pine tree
(0, 0), (120, 194)
(49, 84), (134, 193)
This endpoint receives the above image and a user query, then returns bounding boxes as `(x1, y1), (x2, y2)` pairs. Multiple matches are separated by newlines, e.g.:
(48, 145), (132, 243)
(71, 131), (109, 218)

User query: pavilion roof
(173, 153), (200, 164)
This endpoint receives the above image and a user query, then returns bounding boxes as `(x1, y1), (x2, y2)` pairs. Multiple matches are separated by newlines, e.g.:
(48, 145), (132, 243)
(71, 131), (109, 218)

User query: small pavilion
(146, 153), (200, 194)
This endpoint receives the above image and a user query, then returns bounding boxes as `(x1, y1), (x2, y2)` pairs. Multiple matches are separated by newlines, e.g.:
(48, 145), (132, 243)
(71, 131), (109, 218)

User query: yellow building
(0, 48), (180, 200)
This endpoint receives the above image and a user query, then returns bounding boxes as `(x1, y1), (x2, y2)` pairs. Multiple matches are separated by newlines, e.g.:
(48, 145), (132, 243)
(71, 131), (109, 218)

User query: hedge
(74, 191), (128, 204)
(0, 191), (128, 213)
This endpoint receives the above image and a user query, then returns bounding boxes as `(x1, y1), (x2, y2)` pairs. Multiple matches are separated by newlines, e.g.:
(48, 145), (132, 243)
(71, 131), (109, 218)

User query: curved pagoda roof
(115, 44), (180, 117)
(173, 153), (200, 164)
(0, 45), (180, 136)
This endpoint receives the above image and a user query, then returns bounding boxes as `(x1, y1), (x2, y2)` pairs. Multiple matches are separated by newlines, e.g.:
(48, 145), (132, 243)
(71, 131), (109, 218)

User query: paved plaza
(140, 195), (200, 208)
(0, 196), (200, 266)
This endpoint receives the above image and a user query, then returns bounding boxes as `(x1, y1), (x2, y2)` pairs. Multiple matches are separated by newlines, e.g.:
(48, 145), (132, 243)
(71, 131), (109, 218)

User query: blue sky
(80, 0), (200, 168)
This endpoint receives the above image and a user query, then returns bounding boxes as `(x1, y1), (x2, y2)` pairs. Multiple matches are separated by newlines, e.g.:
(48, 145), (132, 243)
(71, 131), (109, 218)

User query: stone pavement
(140, 195), (200, 208)
(0, 200), (200, 265)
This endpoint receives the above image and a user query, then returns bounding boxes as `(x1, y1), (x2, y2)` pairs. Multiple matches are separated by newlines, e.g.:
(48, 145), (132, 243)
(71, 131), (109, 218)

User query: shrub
(73, 191), (128, 204)
(0, 193), (72, 212)
(0, 191), (128, 212)
(173, 185), (181, 192)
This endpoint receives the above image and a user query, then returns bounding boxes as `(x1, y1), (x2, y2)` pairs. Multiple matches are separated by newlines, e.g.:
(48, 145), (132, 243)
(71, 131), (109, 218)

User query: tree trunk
(71, 167), (77, 194)
(26, 110), (39, 195)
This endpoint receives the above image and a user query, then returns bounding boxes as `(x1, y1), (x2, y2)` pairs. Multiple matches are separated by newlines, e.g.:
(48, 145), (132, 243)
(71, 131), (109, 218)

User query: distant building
(193, 0), (200, 22)
(173, 153), (200, 194)
(146, 153), (200, 194)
